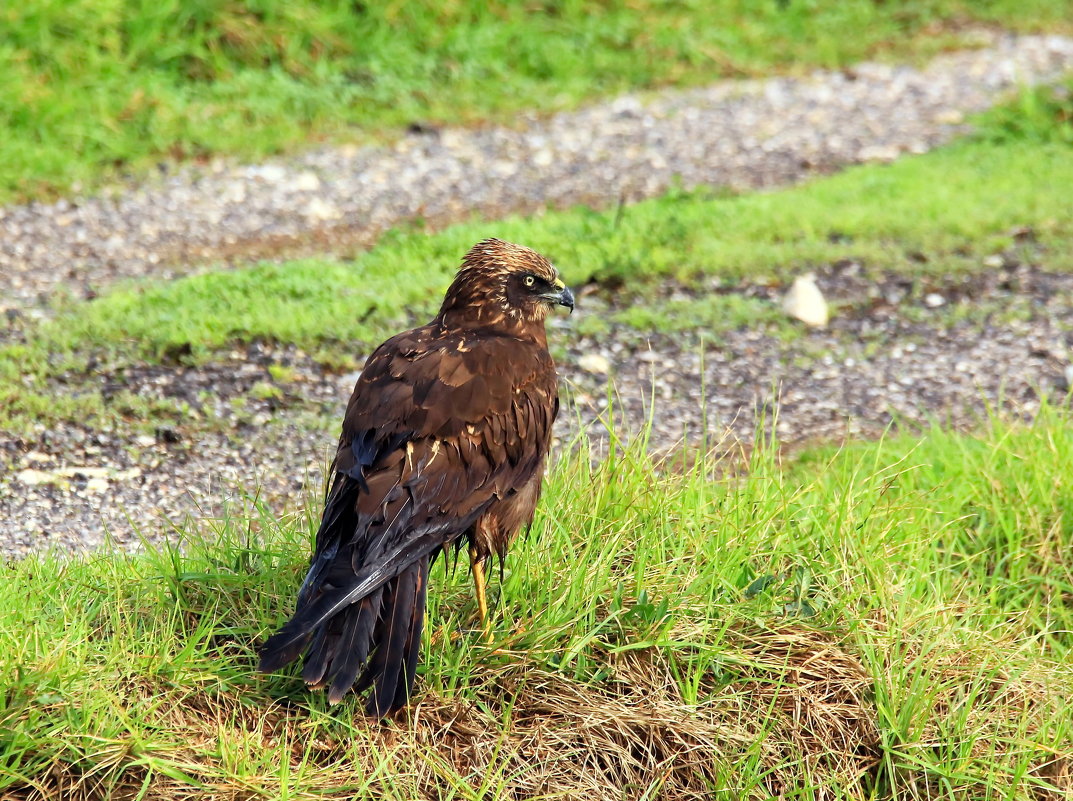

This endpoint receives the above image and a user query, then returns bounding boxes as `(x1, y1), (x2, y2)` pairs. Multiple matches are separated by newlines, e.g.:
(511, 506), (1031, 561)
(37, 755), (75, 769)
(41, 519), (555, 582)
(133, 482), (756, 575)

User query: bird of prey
(258, 238), (574, 716)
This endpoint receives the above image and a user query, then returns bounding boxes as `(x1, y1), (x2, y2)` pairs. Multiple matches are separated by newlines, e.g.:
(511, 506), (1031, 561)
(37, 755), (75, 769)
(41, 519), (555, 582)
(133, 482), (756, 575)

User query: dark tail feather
(355, 555), (429, 717)
(366, 563), (418, 716)
(299, 622), (335, 687)
(260, 553), (430, 715)
(324, 588), (382, 704)
(258, 625), (314, 674)
(392, 563), (427, 710)
(299, 585), (379, 691)
(259, 527), (451, 673)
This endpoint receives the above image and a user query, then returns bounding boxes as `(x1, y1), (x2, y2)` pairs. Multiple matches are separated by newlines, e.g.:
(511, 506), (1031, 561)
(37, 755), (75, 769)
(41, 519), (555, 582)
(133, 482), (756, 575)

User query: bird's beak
(544, 279), (574, 313)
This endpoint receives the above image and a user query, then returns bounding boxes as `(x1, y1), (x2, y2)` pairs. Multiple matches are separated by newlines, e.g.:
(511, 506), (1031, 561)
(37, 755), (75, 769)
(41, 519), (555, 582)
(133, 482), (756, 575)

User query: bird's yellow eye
(524, 275), (536, 288)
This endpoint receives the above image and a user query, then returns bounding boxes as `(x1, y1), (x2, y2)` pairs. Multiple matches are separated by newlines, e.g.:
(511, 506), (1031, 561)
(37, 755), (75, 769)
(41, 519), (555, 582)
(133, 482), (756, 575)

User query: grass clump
(2, 407), (1072, 798)
(974, 81), (1073, 145)
(4, 0), (1072, 202)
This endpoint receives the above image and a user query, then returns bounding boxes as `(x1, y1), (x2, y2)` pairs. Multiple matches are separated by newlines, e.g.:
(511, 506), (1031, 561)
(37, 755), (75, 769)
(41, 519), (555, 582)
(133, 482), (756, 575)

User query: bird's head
(439, 239), (574, 330)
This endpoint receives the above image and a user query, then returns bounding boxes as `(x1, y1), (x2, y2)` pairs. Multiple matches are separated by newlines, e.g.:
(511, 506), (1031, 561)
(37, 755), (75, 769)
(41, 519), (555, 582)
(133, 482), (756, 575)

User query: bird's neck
(436, 308), (548, 347)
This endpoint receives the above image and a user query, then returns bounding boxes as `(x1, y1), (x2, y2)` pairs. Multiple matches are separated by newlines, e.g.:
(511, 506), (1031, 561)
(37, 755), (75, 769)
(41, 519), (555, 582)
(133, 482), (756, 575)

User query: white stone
(858, 144), (901, 162)
(221, 183), (246, 204)
(924, 293), (945, 308)
(782, 273), (829, 327)
(56, 467), (110, 479)
(245, 164), (286, 182)
(292, 172), (321, 192)
(577, 353), (611, 374)
(303, 198), (343, 221)
(611, 96), (643, 115)
(532, 149), (554, 167)
(15, 469), (60, 486)
(934, 110), (964, 125)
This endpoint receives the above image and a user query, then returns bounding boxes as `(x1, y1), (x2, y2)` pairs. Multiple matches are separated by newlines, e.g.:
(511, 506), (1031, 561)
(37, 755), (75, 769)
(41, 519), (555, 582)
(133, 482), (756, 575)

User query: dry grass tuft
(6, 627), (891, 801)
(7, 623), (1071, 800)
(716, 627), (882, 797)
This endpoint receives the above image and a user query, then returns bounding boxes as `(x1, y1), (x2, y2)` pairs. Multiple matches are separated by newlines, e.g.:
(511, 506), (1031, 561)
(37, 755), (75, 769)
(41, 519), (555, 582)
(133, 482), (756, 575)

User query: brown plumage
(258, 238), (574, 716)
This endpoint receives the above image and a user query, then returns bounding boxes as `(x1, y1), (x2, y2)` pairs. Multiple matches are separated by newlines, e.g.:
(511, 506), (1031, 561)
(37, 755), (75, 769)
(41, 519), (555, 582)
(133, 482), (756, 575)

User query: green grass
(607, 292), (793, 340)
(7, 13), (1073, 798)
(3, 127), (1072, 431)
(3, 0), (1072, 202)
(39, 88), (1073, 354)
(3, 407), (1071, 799)
(2, 81), (1071, 433)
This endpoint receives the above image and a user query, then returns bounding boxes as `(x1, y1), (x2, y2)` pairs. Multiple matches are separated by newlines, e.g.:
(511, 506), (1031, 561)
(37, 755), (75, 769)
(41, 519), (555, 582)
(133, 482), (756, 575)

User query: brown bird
(258, 238), (573, 716)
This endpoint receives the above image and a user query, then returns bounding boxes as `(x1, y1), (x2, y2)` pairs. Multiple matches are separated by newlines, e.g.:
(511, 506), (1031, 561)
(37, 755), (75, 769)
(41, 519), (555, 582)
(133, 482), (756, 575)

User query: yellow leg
(470, 547), (492, 645)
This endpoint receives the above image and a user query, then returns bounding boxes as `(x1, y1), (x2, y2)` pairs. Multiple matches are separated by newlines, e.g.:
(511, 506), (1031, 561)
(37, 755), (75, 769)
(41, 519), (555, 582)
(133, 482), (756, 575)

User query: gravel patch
(3, 260), (1071, 557)
(2, 32), (1072, 312)
(567, 262), (1073, 452)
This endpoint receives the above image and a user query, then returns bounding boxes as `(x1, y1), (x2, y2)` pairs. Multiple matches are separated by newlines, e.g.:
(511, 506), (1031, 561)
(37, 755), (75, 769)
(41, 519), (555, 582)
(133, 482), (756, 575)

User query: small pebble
(577, 353), (611, 374)
(783, 274), (829, 327)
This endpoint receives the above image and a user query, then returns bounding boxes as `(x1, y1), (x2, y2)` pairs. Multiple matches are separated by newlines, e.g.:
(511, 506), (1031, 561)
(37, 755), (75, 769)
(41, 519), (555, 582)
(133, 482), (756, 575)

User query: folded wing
(259, 325), (557, 715)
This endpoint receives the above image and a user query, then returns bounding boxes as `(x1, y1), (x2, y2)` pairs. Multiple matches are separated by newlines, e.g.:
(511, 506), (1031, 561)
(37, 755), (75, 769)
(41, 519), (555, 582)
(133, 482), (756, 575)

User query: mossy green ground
(3, 0), (1072, 202)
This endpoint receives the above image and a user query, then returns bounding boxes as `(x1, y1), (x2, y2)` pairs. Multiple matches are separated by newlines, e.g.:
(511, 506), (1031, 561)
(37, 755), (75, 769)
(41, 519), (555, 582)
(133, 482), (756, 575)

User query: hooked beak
(544, 279), (574, 313)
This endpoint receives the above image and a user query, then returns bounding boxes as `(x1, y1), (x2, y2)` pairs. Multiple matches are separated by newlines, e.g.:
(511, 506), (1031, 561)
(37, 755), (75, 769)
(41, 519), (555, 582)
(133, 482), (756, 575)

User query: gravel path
(3, 33), (1073, 556)
(2, 32), (1072, 312)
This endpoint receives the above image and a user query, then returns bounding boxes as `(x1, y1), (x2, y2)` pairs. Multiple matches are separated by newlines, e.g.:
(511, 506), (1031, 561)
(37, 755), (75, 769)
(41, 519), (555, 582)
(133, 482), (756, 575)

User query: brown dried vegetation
(7, 625), (1068, 801)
